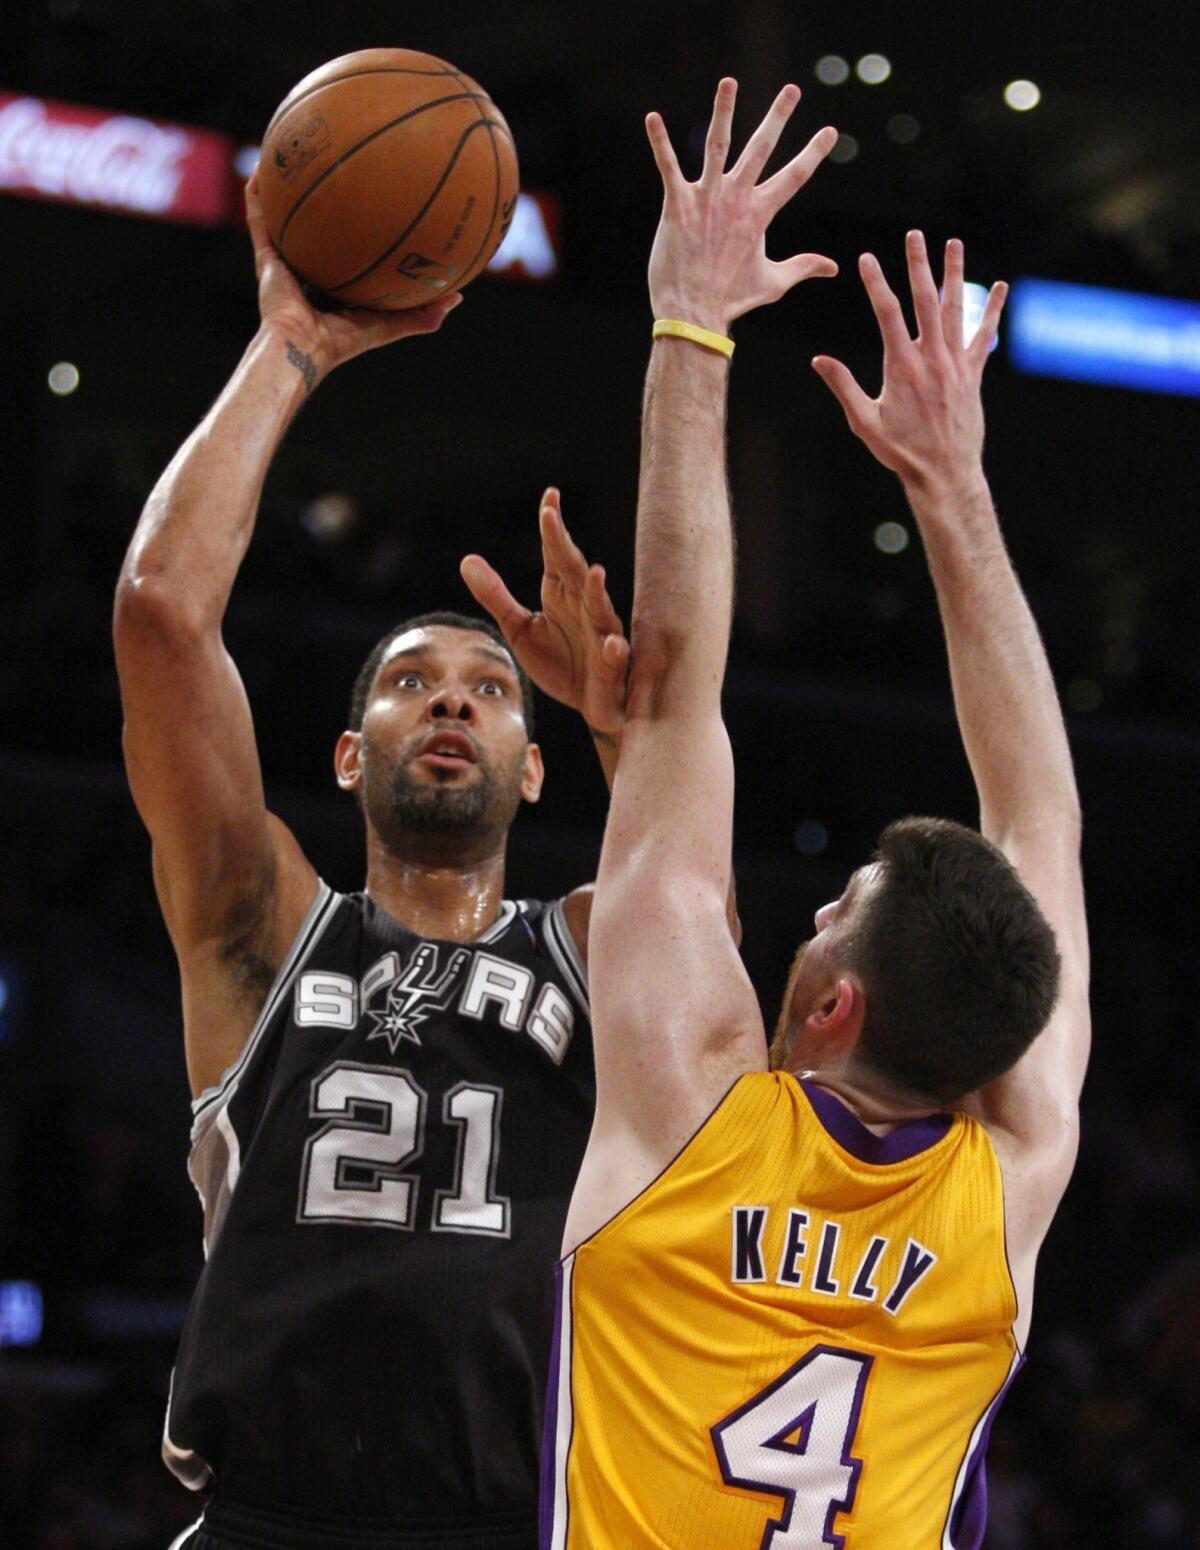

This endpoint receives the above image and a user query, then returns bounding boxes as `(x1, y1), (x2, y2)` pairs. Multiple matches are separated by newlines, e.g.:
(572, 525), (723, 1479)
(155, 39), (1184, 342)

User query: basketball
(257, 48), (519, 310)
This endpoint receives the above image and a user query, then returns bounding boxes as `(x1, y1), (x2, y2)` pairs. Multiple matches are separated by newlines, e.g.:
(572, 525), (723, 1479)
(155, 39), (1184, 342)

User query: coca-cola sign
(0, 91), (234, 225)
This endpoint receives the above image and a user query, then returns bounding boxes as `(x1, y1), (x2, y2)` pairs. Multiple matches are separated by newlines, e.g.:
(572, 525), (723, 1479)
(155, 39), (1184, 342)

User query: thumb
(812, 355), (872, 430)
(460, 554), (530, 641)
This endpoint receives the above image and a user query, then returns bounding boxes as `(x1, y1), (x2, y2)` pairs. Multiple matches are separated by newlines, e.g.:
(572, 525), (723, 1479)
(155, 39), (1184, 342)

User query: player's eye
(395, 672), (424, 689)
(478, 680), (504, 697)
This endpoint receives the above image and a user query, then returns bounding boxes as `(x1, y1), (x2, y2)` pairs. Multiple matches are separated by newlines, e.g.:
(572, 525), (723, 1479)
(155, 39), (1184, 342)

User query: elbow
(113, 571), (209, 651)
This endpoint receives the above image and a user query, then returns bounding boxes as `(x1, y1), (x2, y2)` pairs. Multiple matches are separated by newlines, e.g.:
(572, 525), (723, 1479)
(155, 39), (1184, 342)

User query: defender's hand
(460, 489), (629, 738)
(645, 78), (838, 335)
(813, 232), (1007, 498)
(246, 174), (462, 388)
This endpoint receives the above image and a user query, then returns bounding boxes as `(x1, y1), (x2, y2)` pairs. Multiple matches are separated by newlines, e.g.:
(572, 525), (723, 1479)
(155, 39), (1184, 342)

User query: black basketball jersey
(165, 884), (594, 1548)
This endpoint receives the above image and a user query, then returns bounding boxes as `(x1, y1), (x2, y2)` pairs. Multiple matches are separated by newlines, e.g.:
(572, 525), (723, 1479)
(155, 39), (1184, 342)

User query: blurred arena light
(856, 55), (892, 85)
(829, 133), (860, 164)
(1004, 80), (1041, 111)
(48, 360), (80, 394)
(815, 55), (851, 86)
(793, 820), (829, 857)
(874, 521), (909, 555)
(0, 1282), (43, 1347)
(962, 282), (1000, 352)
(886, 113), (920, 144)
(300, 492), (358, 544)
(487, 191), (559, 280)
(1066, 679), (1103, 712)
(1008, 278), (1200, 396)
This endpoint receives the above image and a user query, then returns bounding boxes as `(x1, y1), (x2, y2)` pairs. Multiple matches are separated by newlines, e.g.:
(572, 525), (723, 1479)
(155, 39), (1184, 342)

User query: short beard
(768, 940), (810, 1070)
(361, 733), (525, 852)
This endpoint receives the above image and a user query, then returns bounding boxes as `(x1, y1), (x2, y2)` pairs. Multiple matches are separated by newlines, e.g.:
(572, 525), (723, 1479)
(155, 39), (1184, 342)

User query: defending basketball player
(544, 80), (1089, 1548)
(114, 182), (628, 1549)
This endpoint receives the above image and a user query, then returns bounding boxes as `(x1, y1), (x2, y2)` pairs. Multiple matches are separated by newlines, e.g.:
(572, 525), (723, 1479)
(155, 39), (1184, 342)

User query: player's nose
(427, 688), (474, 723)
(814, 901), (836, 933)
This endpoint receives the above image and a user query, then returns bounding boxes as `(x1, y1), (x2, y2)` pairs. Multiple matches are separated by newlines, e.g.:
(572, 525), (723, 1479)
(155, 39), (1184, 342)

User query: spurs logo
(365, 943), (470, 1053)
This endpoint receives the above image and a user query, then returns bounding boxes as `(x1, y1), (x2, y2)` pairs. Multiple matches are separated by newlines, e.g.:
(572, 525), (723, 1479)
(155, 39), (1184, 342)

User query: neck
(364, 826), (508, 942)
(791, 1064), (940, 1134)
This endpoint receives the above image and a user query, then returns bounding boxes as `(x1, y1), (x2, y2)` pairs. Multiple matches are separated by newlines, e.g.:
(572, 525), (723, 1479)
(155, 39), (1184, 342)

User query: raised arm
(815, 233), (1089, 1233)
(566, 82), (837, 1243)
(114, 179), (461, 1097)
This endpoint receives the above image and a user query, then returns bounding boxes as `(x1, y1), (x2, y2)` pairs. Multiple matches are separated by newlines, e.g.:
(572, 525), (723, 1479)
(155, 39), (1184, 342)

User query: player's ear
(335, 730), (363, 792)
(520, 742), (545, 804)
(804, 976), (864, 1045)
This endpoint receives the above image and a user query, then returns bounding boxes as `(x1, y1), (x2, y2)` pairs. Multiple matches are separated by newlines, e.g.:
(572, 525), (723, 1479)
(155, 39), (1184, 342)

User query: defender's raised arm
(569, 82), (836, 1247)
(113, 179), (460, 1097)
(816, 232), (1090, 1296)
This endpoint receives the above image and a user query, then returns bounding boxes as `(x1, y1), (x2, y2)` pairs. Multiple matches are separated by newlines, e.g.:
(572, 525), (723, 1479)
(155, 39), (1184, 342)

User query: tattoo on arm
(285, 340), (317, 395)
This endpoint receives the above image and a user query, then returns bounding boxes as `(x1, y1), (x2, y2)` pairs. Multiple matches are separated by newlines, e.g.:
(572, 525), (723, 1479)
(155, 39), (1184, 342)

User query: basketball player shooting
(114, 180), (630, 1550)
(545, 80), (1090, 1548)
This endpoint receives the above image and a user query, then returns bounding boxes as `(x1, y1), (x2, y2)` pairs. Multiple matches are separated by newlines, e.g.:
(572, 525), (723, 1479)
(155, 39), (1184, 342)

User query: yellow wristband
(652, 318), (735, 359)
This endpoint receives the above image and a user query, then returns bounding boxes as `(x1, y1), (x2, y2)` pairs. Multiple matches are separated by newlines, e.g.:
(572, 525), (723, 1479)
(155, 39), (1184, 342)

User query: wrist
(902, 463), (991, 520)
(254, 322), (328, 398)
(650, 297), (731, 337)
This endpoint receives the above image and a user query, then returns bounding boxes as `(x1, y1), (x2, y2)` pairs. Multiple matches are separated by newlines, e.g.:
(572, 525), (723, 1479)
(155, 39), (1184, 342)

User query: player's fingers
(759, 124), (838, 214)
(905, 230), (943, 344)
(459, 554), (531, 640)
(367, 293), (463, 344)
(583, 565), (625, 636)
(729, 83), (800, 187)
(812, 355), (875, 432)
(601, 633), (631, 677)
(540, 492), (588, 584)
(967, 280), (1008, 366)
(645, 112), (684, 193)
(700, 77), (737, 186)
(941, 238), (965, 352)
(244, 174), (275, 266)
(859, 253), (912, 356)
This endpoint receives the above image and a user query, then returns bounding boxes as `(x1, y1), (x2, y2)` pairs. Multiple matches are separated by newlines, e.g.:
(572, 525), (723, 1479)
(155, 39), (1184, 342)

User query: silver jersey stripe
(543, 898), (590, 1014)
(190, 882), (339, 1130)
(549, 1252), (576, 1550)
(162, 1368), (213, 1492)
(478, 898), (517, 942)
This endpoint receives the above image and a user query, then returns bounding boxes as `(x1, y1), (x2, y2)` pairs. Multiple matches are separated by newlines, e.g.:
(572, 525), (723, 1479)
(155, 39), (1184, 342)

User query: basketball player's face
(770, 865), (879, 1068)
(355, 627), (541, 847)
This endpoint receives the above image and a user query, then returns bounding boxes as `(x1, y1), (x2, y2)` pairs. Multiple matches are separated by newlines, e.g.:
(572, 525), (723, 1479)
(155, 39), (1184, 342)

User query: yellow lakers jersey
(542, 1071), (1020, 1550)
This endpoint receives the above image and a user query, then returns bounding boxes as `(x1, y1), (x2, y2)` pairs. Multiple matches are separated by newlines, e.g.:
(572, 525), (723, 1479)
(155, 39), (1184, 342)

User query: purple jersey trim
(947, 1354), (1024, 1549)
(538, 1260), (566, 1550)
(800, 1079), (953, 1164)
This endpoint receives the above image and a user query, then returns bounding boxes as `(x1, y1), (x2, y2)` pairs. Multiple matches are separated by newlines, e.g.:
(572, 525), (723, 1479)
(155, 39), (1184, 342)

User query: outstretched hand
(460, 489), (629, 738)
(246, 173), (462, 387)
(813, 232), (1007, 496)
(645, 78), (838, 335)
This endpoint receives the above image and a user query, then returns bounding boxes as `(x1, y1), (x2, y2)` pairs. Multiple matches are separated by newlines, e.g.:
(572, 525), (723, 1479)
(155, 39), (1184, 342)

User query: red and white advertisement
(0, 91), (234, 226)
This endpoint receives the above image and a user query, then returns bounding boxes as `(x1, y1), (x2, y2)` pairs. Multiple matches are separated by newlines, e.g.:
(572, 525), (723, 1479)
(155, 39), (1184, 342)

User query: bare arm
(462, 488), (744, 957)
(114, 179), (461, 1097)
(566, 82), (837, 1245)
(815, 234), (1089, 1237)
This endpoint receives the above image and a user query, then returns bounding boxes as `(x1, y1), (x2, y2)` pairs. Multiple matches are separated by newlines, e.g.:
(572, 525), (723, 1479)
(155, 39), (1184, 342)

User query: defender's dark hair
(348, 611), (536, 735)
(846, 816), (1061, 1104)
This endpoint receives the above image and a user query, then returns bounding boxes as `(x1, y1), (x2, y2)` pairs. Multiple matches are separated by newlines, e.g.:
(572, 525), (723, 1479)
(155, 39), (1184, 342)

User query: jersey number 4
(710, 1346), (873, 1549)
(298, 1061), (510, 1236)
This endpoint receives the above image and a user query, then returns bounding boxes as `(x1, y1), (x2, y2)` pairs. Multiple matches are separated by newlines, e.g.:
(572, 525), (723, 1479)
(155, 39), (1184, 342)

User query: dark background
(1, 2), (1197, 1546)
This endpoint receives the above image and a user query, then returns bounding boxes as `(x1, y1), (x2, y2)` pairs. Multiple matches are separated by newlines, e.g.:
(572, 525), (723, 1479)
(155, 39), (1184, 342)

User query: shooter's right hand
(246, 172), (462, 388)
